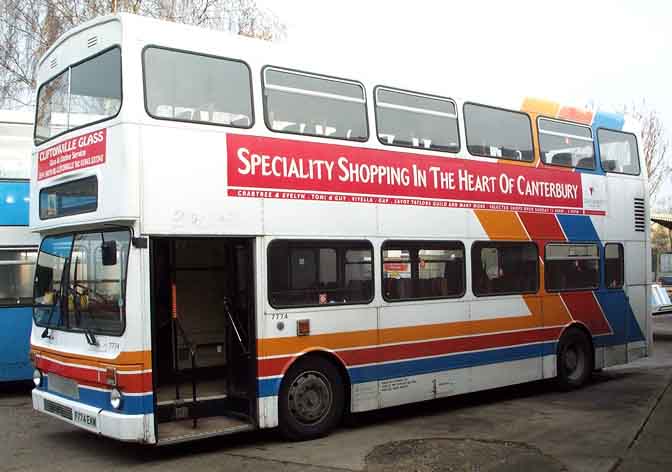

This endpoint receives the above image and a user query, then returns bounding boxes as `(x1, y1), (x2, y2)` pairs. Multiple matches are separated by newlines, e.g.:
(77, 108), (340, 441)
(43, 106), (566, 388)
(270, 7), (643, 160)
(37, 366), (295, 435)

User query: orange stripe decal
(521, 97), (561, 117)
(31, 345), (152, 370)
(474, 210), (528, 240)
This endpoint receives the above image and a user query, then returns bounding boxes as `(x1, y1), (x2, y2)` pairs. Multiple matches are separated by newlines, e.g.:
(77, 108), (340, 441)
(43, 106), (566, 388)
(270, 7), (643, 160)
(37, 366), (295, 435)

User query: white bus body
(29, 14), (650, 444)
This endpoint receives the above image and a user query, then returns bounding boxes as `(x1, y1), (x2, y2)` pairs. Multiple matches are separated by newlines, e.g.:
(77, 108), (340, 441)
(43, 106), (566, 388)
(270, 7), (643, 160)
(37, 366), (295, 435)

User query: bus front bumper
(32, 388), (153, 443)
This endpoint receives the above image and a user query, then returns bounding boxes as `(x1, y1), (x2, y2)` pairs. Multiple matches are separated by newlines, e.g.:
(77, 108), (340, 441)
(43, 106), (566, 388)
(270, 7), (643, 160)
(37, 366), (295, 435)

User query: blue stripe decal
(258, 342), (557, 398)
(592, 111), (625, 132)
(258, 377), (282, 397)
(40, 378), (153, 415)
(556, 214), (600, 242)
(556, 213), (645, 346)
(594, 291), (645, 345)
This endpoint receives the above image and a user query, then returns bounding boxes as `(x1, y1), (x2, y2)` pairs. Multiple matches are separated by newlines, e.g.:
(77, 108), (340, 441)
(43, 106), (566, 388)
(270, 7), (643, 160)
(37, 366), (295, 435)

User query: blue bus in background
(0, 111), (39, 383)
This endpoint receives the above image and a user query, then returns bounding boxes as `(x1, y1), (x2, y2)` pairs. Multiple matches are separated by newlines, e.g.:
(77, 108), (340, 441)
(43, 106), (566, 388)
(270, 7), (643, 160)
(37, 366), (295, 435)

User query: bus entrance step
(157, 397), (231, 423)
(157, 416), (254, 445)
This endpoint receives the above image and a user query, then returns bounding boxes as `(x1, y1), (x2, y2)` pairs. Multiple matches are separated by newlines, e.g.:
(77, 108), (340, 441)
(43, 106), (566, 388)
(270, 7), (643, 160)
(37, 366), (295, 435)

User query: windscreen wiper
(41, 258), (70, 339)
(70, 256), (98, 346)
(84, 328), (97, 346)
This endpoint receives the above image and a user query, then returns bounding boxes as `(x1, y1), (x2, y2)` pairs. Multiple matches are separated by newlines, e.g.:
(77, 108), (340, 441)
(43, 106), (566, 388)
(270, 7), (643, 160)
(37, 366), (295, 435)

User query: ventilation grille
(49, 57), (57, 70)
(44, 399), (73, 421)
(87, 36), (98, 48)
(634, 197), (646, 232)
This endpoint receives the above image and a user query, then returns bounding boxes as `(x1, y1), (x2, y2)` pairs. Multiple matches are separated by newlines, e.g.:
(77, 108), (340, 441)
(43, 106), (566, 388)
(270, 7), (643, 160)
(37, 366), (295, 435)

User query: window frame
(373, 85), (461, 154)
(544, 242), (601, 293)
(34, 45), (123, 146)
(537, 116), (596, 170)
(471, 241), (539, 297)
(381, 240), (466, 302)
(38, 175), (98, 220)
(142, 45), (255, 129)
(604, 242), (625, 290)
(0, 246), (38, 308)
(261, 65), (369, 143)
(266, 238), (375, 309)
(463, 101), (535, 163)
(32, 226), (131, 336)
(597, 127), (642, 176)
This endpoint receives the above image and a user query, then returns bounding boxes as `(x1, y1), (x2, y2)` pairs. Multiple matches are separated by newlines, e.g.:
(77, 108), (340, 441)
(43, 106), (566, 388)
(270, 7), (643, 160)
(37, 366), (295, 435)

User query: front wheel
(278, 356), (345, 441)
(556, 328), (593, 390)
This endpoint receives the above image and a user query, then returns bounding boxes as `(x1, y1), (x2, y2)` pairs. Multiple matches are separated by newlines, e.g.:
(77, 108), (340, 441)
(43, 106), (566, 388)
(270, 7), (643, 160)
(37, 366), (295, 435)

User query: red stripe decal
(37, 357), (151, 394)
(258, 327), (563, 377)
(561, 292), (612, 335)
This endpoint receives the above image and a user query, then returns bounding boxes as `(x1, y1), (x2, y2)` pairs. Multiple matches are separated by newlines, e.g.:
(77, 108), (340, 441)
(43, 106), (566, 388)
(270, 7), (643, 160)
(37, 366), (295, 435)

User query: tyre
(278, 355), (345, 441)
(556, 328), (593, 391)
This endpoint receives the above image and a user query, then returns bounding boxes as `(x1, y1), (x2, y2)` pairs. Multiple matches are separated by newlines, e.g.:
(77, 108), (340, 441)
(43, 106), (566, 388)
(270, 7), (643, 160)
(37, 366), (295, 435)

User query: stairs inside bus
(151, 238), (256, 444)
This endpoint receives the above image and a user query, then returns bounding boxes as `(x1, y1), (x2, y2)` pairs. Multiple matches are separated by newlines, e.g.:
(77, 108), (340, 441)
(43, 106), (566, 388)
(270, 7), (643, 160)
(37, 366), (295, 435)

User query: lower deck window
(605, 243), (624, 289)
(545, 243), (600, 291)
(268, 240), (373, 308)
(382, 241), (465, 301)
(472, 242), (538, 296)
(0, 249), (37, 306)
(39, 176), (98, 219)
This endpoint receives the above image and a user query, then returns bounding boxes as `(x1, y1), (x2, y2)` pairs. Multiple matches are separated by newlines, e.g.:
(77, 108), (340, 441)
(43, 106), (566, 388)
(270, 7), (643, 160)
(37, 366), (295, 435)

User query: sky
(258, 0), (672, 202)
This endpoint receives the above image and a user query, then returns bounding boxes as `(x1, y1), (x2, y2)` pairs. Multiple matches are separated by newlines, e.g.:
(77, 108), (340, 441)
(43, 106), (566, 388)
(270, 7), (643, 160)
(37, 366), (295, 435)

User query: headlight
(110, 388), (123, 410)
(32, 369), (42, 387)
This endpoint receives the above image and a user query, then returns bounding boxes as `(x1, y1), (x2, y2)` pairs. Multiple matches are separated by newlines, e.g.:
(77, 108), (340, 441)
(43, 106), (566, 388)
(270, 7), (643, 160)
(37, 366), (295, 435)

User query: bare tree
(0, 0), (285, 108)
(628, 102), (671, 202)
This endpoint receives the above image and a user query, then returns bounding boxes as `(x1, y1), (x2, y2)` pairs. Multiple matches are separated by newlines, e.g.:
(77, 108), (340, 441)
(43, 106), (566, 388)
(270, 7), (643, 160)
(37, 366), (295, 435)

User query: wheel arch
(282, 349), (352, 409)
(558, 322), (595, 365)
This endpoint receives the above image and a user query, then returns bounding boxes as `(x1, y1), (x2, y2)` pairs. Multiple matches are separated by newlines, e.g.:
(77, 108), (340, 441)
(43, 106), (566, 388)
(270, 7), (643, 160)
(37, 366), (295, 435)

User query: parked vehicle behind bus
(29, 14), (651, 444)
(0, 110), (39, 382)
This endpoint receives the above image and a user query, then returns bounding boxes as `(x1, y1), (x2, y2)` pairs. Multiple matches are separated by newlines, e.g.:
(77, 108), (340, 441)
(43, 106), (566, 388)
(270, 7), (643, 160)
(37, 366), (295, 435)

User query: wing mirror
(101, 240), (117, 266)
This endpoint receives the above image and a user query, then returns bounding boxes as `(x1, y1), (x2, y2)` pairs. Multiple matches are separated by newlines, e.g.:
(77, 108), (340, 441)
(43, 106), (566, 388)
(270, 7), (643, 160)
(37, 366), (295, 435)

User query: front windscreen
(33, 229), (129, 335)
(35, 47), (121, 144)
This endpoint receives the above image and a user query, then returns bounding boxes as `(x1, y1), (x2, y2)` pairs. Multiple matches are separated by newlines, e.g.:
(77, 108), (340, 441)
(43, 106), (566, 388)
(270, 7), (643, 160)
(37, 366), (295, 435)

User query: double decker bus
(30, 14), (651, 444)
(0, 110), (39, 382)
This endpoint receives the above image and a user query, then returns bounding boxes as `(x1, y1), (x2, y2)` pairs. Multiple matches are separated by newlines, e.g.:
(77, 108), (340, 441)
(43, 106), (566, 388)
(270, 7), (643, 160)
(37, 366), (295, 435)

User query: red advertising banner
(37, 129), (106, 181)
(227, 134), (596, 214)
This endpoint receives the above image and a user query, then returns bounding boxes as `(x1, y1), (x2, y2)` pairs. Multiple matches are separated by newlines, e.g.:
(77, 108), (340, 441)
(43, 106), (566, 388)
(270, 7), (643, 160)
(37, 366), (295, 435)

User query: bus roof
(35, 13), (632, 133)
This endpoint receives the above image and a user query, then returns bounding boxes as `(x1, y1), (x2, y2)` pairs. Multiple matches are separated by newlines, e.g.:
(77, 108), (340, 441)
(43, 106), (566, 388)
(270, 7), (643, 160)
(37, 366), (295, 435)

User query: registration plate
(73, 410), (97, 428)
(48, 373), (79, 400)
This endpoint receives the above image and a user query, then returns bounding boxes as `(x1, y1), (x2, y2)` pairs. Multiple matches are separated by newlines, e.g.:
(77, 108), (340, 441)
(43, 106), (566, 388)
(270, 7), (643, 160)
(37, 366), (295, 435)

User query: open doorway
(150, 237), (256, 443)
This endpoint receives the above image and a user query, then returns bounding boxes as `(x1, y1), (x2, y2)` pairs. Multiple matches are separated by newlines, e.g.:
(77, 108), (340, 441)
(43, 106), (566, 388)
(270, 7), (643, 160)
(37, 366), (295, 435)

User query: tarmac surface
(2, 317), (672, 472)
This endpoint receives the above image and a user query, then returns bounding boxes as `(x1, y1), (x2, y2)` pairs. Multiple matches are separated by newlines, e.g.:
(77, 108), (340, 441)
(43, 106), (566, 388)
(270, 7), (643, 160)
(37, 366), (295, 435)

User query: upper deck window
(35, 47), (121, 145)
(598, 129), (640, 175)
(464, 103), (534, 162)
(0, 121), (32, 179)
(143, 47), (253, 128)
(263, 67), (368, 142)
(538, 118), (595, 170)
(375, 87), (459, 153)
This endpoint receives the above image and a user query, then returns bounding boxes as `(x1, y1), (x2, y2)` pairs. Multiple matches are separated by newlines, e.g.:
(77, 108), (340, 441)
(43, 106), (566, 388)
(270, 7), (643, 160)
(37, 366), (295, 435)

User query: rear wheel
(557, 328), (593, 390)
(278, 356), (345, 441)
